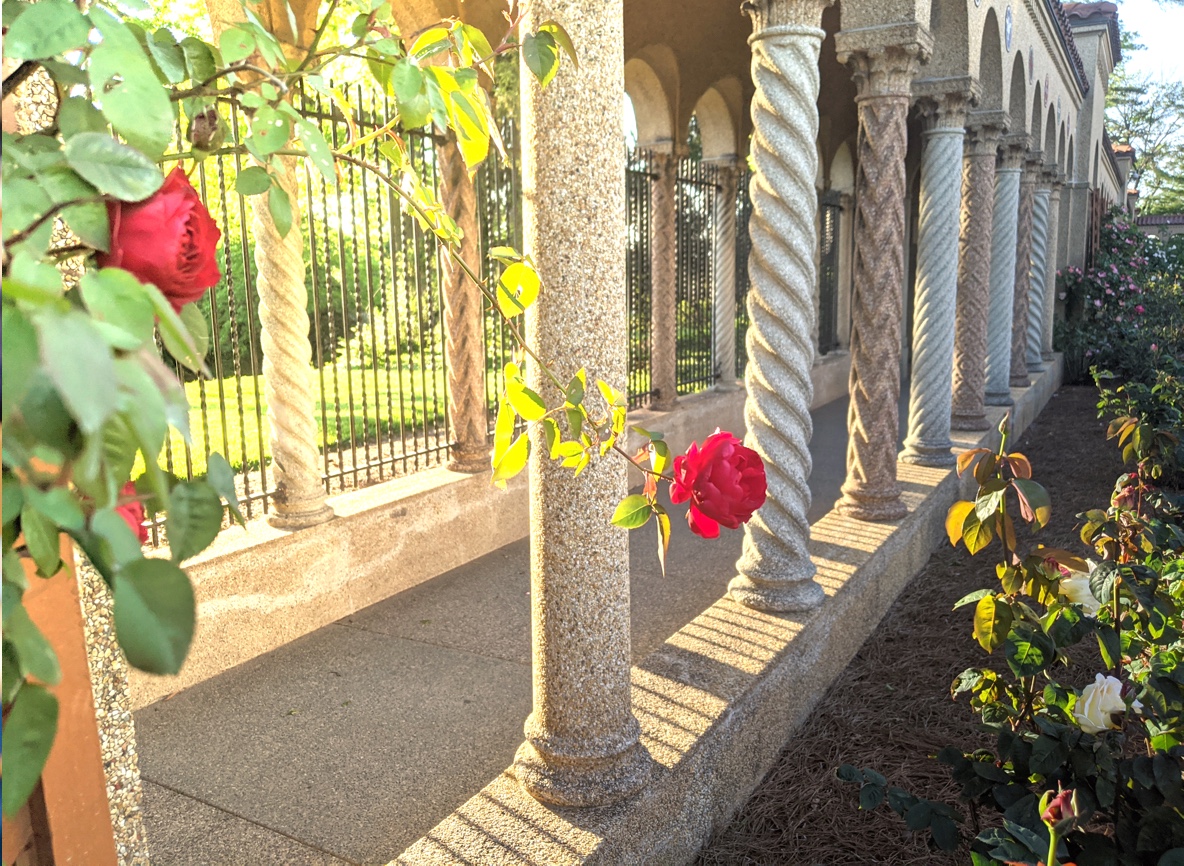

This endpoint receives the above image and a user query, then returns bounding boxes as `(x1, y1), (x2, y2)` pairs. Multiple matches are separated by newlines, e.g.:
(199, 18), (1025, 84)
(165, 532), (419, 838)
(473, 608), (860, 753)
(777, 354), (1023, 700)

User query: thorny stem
(611, 443), (674, 483)
(295, 0), (342, 72)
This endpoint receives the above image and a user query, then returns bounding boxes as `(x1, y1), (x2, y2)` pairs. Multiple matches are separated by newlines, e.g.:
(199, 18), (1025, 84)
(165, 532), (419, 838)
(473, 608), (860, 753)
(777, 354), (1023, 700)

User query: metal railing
(818, 190), (842, 356)
(735, 166), (754, 378)
(675, 157), (720, 394)
(626, 149), (655, 408)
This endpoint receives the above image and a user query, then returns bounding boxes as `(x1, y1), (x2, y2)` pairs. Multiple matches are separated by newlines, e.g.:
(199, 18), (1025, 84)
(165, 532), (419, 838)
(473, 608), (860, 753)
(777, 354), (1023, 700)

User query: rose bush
(670, 430), (766, 539)
(96, 167), (222, 312)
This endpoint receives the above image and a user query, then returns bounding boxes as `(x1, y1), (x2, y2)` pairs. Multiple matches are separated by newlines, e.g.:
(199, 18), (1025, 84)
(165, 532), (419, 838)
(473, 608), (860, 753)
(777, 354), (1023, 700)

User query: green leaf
(268, 182), (293, 239)
(539, 21), (577, 69)
(219, 25), (256, 64)
(391, 60), (430, 129)
(24, 486), (84, 532)
(496, 261), (541, 317)
(565, 369), (586, 406)
(542, 418), (560, 459)
(2, 305), (39, 422)
(33, 309), (118, 434)
(235, 166), (272, 196)
(3, 475), (23, 527)
(250, 105), (293, 156)
(37, 164), (109, 251)
(1005, 622), (1056, 677)
(64, 132), (164, 202)
(522, 30), (560, 87)
(1013, 478), (1052, 529)
(507, 382), (547, 422)
(179, 303), (209, 362)
(179, 36), (217, 83)
(81, 268), (156, 349)
(91, 507), (146, 565)
(5, 602), (61, 685)
(1, 684), (59, 818)
(146, 27), (186, 84)
(205, 453), (244, 525)
(2, 0), (91, 60)
(410, 26), (451, 61)
(962, 506), (995, 555)
(58, 96), (109, 138)
(973, 594), (1012, 653)
(2, 176), (54, 253)
(88, 8), (175, 160)
(611, 494), (652, 529)
(146, 284), (206, 374)
(295, 117), (335, 183)
(491, 433), (529, 489)
(167, 481), (224, 563)
(113, 557), (195, 674)
(953, 588), (992, 610)
(19, 504), (60, 576)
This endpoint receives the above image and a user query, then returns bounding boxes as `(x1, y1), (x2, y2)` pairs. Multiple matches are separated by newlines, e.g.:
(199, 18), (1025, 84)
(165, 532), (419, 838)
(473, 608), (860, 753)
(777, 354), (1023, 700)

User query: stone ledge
(395, 356), (1062, 865)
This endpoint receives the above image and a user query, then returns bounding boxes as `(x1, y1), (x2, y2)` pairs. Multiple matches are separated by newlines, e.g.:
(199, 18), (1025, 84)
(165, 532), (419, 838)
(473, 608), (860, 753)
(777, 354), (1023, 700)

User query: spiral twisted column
(984, 138), (1024, 406)
(951, 116), (1004, 430)
(1009, 155), (1039, 388)
(650, 149), (679, 411)
(438, 137), (488, 472)
(254, 155), (334, 529)
(511, 0), (651, 807)
(1026, 185), (1052, 370)
(833, 29), (930, 522)
(1042, 178), (1063, 358)
(727, 0), (834, 613)
(899, 91), (969, 468)
(712, 158), (741, 391)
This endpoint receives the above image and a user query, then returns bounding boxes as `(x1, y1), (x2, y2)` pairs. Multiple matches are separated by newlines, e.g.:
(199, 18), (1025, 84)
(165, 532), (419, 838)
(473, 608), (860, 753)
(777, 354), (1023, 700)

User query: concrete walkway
(136, 386), (908, 866)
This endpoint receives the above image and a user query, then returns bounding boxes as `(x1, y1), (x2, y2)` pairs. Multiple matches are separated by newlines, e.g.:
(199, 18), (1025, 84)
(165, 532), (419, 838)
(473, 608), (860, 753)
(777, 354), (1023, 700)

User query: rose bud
(670, 430), (766, 539)
(115, 481), (149, 544)
(188, 107), (224, 154)
(1041, 787), (1076, 828)
(97, 167), (222, 312)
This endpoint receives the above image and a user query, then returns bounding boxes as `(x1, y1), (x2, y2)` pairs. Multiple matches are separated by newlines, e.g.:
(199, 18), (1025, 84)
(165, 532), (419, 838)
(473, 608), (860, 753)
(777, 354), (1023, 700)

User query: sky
(1114, 0), (1184, 81)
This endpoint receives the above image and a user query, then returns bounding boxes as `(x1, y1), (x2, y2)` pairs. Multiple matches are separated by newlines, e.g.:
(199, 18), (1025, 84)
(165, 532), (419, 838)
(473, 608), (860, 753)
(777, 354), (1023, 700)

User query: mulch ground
(697, 386), (1126, 865)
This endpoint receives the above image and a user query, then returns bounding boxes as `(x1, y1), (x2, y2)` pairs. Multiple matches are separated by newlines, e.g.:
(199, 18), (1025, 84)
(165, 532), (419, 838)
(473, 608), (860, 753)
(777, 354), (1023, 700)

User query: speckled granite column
(1041, 177), (1063, 358)
(511, 0), (650, 806)
(984, 137), (1024, 407)
(728, 0), (833, 613)
(899, 89), (969, 468)
(650, 149), (679, 410)
(833, 26), (930, 522)
(712, 157), (741, 391)
(1008, 154), (1039, 388)
(1026, 183), (1051, 370)
(439, 137), (488, 472)
(951, 115), (1004, 431)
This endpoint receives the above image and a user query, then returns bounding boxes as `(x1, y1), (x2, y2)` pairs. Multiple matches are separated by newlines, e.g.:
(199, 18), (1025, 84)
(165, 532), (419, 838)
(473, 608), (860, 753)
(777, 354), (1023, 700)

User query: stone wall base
(394, 356), (1063, 866)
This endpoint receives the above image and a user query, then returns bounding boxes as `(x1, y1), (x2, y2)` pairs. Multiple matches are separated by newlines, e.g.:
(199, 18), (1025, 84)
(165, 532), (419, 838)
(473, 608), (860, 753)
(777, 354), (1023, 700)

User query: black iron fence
(735, 166), (754, 378)
(147, 95), (759, 543)
(818, 190), (842, 355)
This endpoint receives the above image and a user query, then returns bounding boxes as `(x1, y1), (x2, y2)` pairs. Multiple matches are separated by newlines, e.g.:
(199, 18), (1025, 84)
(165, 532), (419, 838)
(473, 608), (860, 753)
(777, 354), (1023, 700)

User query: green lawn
(137, 363), (448, 479)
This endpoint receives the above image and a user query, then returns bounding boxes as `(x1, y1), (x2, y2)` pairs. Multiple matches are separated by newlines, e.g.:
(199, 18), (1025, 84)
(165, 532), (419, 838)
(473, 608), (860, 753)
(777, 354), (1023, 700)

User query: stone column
(1008, 154), (1039, 388)
(511, 0), (650, 807)
(1041, 175), (1063, 358)
(711, 157), (741, 391)
(727, 0), (833, 613)
(833, 25), (931, 522)
(439, 137), (489, 472)
(1026, 182), (1051, 370)
(899, 87), (970, 468)
(983, 136), (1024, 407)
(950, 114), (1005, 430)
(650, 148), (679, 410)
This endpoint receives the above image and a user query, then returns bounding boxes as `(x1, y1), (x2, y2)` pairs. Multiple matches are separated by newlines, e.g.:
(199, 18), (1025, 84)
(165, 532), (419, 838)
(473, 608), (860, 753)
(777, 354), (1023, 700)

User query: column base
(1042, 351), (1054, 361)
(448, 449), (489, 474)
(1009, 374), (1030, 388)
(713, 380), (742, 393)
(950, 411), (992, 432)
(835, 487), (908, 522)
(267, 502), (335, 531)
(898, 442), (956, 467)
(512, 729), (651, 808)
(728, 574), (824, 613)
(1026, 359), (1045, 373)
(649, 395), (679, 412)
(984, 391), (1014, 407)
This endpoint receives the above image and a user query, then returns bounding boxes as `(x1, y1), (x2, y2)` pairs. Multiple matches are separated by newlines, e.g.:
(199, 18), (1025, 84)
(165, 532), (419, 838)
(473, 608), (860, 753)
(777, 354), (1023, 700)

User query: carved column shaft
(439, 138), (489, 472)
(1026, 185), (1051, 370)
(511, 0), (650, 807)
(728, 0), (834, 613)
(650, 149), (679, 410)
(1042, 182), (1062, 358)
(899, 91), (968, 467)
(712, 159), (741, 390)
(1009, 156), (1039, 388)
(984, 139), (1023, 406)
(951, 117), (1003, 430)
(834, 31), (930, 522)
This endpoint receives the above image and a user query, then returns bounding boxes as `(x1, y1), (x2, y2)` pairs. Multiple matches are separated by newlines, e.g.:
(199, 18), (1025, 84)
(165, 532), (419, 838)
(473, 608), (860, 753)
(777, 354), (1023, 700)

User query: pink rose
(115, 481), (149, 544)
(1135, 305), (1145, 314)
(97, 167), (222, 312)
(670, 430), (767, 539)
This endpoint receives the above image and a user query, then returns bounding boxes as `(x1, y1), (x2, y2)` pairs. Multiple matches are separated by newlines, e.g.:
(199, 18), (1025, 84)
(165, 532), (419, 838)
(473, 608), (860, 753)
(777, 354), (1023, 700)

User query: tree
(1105, 29), (1184, 214)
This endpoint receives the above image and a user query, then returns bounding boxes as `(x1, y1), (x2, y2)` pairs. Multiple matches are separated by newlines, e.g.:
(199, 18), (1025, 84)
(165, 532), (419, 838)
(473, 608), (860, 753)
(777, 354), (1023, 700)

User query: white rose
(1060, 572), (1102, 616)
(1074, 673), (1139, 735)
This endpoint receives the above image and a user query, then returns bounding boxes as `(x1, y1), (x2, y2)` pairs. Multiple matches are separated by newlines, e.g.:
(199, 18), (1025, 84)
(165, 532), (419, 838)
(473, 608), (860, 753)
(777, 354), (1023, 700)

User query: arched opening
(927, 0), (971, 79)
(624, 57), (674, 150)
(1008, 52), (1027, 136)
(1031, 85), (1043, 152)
(829, 140), (855, 193)
(1045, 115), (1057, 166)
(690, 86), (737, 161)
(978, 9), (1005, 111)
(1058, 123), (1067, 173)
(1066, 137), (1075, 182)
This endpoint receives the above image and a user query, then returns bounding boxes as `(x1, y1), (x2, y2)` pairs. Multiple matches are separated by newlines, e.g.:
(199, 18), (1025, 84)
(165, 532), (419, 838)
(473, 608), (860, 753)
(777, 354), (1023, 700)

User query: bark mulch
(697, 386), (1126, 865)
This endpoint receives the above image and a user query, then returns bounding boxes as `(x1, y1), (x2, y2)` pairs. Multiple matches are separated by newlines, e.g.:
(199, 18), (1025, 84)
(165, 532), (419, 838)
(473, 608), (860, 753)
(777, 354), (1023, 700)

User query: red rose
(115, 481), (149, 544)
(670, 430), (766, 539)
(97, 167), (222, 312)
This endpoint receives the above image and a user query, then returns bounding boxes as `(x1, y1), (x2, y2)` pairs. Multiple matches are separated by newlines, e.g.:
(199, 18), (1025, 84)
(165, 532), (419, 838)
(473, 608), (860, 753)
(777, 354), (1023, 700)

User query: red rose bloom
(115, 481), (148, 545)
(97, 167), (222, 312)
(670, 430), (767, 539)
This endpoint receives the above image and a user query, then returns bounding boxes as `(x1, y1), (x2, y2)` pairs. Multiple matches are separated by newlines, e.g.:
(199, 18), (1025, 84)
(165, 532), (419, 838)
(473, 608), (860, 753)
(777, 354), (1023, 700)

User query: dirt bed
(697, 386), (1125, 865)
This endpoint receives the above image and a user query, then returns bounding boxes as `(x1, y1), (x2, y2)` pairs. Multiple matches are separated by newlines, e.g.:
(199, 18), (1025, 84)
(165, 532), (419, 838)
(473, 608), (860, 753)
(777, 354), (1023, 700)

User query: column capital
(1021, 152), (1043, 184)
(743, 0), (833, 34)
(965, 109), (1007, 156)
(1042, 164), (1064, 187)
(836, 23), (933, 100)
(913, 75), (980, 125)
(916, 90), (972, 132)
(999, 133), (1028, 170)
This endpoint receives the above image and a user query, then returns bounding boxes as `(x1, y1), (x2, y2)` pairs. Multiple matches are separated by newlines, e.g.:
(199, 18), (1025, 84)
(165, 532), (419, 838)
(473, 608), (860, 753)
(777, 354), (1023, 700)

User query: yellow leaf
(946, 500), (974, 546)
(497, 262), (541, 317)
